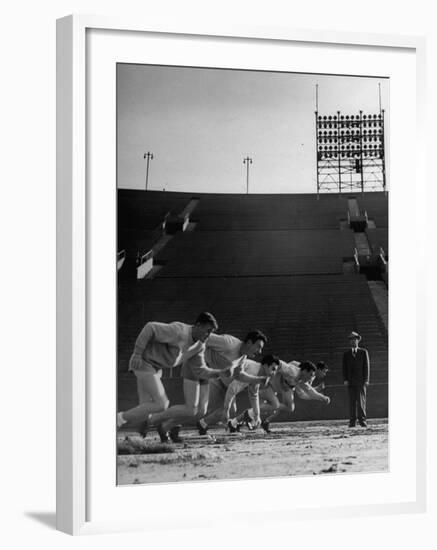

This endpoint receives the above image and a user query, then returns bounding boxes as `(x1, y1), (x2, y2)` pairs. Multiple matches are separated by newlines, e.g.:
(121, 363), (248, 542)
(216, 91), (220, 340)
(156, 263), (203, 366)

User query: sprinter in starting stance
(231, 360), (330, 433)
(117, 312), (219, 430)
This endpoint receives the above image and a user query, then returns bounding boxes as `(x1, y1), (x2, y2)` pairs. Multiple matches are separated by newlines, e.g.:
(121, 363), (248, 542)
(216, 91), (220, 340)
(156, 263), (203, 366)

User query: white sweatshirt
(132, 321), (193, 370)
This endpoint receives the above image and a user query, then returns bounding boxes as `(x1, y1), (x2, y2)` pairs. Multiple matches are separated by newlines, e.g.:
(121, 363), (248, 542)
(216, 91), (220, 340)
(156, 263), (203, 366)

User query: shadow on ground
(25, 511), (56, 530)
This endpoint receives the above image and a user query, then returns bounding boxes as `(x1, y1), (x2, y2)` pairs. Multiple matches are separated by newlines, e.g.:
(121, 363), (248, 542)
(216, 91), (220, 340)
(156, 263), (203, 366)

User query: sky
(117, 64), (389, 194)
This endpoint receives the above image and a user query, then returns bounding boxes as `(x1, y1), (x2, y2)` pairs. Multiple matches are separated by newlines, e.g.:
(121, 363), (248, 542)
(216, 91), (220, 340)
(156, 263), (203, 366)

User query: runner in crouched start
(223, 354), (281, 433)
(195, 330), (269, 435)
(144, 335), (235, 443)
(235, 360), (331, 433)
(144, 328), (268, 442)
(117, 312), (219, 431)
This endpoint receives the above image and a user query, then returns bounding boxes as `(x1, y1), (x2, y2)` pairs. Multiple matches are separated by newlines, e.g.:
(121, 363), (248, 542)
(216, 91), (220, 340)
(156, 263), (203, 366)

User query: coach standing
(342, 331), (370, 428)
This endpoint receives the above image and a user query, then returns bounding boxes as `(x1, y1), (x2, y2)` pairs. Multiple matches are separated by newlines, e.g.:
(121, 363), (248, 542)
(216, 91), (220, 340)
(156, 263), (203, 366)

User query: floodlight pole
(144, 151), (154, 191)
(378, 83), (382, 115)
(243, 156), (252, 194)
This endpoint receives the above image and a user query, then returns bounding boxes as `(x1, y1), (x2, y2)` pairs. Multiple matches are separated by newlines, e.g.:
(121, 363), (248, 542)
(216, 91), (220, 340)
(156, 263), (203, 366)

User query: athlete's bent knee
(156, 396), (170, 410)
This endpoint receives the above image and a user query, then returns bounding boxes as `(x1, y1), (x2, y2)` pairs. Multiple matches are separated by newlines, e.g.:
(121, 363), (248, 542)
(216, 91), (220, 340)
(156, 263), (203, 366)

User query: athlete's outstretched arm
(295, 381), (330, 403)
(236, 370), (267, 384)
(180, 341), (205, 363)
(195, 365), (225, 379)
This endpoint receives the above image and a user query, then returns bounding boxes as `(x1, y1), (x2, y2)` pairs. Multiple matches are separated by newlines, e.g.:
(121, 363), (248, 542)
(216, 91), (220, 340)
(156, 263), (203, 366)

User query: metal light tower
(243, 156), (252, 194)
(315, 111), (386, 194)
(315, 84), (386, 195)
(143, 151), (154, 191)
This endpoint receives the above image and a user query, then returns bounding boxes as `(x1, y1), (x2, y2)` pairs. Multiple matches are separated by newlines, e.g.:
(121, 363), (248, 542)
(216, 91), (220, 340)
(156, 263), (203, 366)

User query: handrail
(136, 249), (153, 266)
(353, 247), (360, 272)
(161, 211), (171, 231)
(379, 247), (388, 272)
(117, 249), (126, 261)
(140, 250), (153, 265)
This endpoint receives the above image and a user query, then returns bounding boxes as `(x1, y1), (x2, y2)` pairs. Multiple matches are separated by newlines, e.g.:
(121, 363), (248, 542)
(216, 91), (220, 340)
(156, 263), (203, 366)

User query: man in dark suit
(342, 331), (370, 428)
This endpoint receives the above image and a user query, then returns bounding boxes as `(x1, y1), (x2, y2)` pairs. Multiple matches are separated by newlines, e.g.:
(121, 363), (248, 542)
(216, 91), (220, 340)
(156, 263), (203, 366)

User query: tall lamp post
(243, 156), (252, 194)
(143, 151), (154, 191)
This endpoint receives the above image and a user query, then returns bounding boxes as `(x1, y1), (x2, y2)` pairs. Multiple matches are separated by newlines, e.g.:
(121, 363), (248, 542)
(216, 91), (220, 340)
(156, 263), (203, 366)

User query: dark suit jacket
(342, 347), (370, 386)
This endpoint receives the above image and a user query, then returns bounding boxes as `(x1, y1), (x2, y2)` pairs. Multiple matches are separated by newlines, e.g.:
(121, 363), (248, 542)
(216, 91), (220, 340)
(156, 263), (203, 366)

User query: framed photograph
(56, 15), (427, 535)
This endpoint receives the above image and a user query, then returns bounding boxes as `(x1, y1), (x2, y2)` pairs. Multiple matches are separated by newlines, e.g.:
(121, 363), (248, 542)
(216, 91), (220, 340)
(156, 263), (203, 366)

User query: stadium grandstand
(117, 189), (388, 422)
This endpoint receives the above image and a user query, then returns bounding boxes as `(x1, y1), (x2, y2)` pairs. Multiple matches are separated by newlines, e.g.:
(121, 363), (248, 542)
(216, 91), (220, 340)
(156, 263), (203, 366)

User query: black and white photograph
(116, 63), (389, 485)
(2, 0), (435, 543)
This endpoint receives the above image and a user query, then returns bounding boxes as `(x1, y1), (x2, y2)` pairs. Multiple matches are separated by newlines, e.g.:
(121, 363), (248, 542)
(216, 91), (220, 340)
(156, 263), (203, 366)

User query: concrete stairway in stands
(354, 232), (371, 255)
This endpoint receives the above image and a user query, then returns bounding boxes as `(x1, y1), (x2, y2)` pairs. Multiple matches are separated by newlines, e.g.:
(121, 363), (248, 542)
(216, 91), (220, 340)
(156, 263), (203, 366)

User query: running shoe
(261, 420), (272, 434)
(157, 424), (170, 443)
(242, 409), (255, 431)
(139, 416), (150, 439)
(227, 418), (240, 433)
(196, 419), (208, 436)
(169, 425), (184, 443)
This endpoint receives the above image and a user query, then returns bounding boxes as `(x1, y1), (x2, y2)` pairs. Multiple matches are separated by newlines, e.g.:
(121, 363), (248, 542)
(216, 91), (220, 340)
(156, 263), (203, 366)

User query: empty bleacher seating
(192, 193), (350, 230)
(118, 189), (192, 230)
(117, 190), (388, 420)
(357, 192), (388, 227)
(118, 229), (160, 256)
(155, 230), (355, 277)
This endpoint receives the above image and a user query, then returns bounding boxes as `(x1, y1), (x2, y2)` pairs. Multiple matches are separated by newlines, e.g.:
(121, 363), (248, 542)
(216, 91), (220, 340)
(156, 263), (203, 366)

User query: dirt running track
(117, 419), (388, 485)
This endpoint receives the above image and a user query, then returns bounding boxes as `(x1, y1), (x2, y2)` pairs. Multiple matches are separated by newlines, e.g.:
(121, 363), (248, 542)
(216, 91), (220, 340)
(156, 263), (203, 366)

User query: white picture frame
(56, 14), (427, 535)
